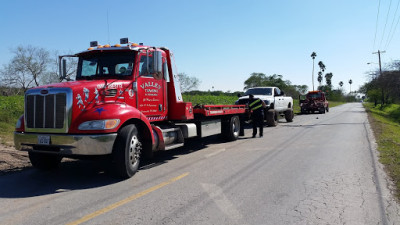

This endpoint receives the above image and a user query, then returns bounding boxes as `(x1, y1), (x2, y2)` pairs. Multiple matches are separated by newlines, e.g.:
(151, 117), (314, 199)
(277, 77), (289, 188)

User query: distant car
(300, 90), (329, 114)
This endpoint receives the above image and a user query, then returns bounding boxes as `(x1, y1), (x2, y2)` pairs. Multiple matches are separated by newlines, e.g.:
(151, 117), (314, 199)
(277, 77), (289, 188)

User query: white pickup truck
(236, 87), (294, 126)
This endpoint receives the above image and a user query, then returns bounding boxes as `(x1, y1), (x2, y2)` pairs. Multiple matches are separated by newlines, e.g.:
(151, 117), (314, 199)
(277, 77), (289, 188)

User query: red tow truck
(299, 90), (329, 114)
(14, 38), (246, 178)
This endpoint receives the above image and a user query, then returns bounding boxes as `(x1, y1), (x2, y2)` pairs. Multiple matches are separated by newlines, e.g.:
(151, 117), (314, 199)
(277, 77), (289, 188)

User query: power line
(386, 13), (400, 49)
(379, 0), (393, 49)
(385, 0), (400, 49)
(373, 0), (381, 50)
(384, 0), (400, 49)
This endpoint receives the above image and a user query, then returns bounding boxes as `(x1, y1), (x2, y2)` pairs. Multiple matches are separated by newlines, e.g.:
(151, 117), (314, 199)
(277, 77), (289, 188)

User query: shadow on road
(0, 127), (254, 199)
(0, 159), (121, 198)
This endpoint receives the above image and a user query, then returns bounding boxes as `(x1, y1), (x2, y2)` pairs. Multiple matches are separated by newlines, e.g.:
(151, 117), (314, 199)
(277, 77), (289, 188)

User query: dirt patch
(0, 144), (31, 175)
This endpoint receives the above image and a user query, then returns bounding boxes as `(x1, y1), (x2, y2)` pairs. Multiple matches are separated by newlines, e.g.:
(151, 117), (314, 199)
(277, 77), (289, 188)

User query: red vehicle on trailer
(14, 38), (246, 178)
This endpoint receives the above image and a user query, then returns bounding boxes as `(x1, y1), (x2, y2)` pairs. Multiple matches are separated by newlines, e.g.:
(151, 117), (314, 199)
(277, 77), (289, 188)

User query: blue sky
(1, 0), (399, 93)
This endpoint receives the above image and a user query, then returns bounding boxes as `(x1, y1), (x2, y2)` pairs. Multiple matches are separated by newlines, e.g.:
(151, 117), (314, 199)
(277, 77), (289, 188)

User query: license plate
(38, 135), (50, 145)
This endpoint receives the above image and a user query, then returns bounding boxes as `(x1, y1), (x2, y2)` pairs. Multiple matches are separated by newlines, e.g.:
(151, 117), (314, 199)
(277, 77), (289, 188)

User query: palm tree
(311, 52), (317, 91)
(325, 72), (333, 88)
(317, 61), (326, 88)
(317, 71), (323, 87)
(318, 61), (326, 72)
(349, 79), (353, 93)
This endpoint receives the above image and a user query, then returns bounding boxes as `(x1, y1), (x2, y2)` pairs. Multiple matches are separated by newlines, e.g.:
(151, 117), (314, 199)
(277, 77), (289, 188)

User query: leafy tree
(293, 85), (308, 95)
(243, 73), (267, 89)
(244, 73), (307, 97)
(339, 81), (344, 88)
(41, 51), (77, 84)
(178, 73), (200, 93)
(244, 73), (290, 90)
(0, 45), (50, 91)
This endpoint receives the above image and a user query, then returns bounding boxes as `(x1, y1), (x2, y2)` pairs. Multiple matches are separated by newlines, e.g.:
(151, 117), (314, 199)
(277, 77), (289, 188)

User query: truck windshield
(307, 93), (322, 99)
(76, 52), (135, 80)
(244, 88), (272, 96)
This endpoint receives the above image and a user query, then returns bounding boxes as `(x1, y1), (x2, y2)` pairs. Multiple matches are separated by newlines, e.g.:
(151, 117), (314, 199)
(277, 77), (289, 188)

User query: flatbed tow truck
(14, 38), (247, 178)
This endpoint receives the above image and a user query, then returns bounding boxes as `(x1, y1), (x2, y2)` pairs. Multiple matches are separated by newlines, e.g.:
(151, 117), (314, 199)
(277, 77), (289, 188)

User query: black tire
(326, 105), (329, 112)
(112, 124), (142, 178)
(285, 110), (294, 122)
(266, 109), (278, 127)
(28, 152), (62, 170)
(319, 107), (325, 114)
(222, 115), (240, 141)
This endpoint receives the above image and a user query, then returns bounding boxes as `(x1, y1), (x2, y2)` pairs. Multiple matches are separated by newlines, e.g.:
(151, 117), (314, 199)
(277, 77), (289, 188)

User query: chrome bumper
(14, 132), (117, 155)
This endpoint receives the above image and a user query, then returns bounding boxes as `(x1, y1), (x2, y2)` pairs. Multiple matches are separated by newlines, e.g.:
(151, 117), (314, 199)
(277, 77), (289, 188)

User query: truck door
(274, 88), (284, 111)
(136, 52), (167, 120)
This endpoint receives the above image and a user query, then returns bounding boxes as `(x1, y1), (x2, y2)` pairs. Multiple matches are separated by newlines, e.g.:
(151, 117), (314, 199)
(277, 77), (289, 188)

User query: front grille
(26, 93), (66, 129)
(25, 88), (72, 133)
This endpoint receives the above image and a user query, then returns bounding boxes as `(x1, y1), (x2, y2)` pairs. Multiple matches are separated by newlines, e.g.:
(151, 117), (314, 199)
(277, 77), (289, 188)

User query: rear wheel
(28, 152), (62, 170)
(222, 115), (240, 141)
(266, 109), (278, 127)
(285, 110), (294, 122)
(112, 124), (142, 178)
(326, 105), (329, 112)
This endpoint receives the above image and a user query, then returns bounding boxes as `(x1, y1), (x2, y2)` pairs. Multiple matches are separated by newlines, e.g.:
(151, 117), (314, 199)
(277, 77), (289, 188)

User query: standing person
(248, 94), (266, 138)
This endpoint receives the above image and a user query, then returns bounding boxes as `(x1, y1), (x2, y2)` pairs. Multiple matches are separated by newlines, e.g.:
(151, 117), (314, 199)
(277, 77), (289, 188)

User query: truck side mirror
(58, 55), (76, 81)
(59, 56), (67, 81)
(152, 51), (163, 80)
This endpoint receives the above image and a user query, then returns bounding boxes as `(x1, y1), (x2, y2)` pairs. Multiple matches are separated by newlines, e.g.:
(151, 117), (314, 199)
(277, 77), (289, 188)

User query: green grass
(364, 103), (400, 199)
(182, 94), (238, 105)
(0, 95), (24, 145)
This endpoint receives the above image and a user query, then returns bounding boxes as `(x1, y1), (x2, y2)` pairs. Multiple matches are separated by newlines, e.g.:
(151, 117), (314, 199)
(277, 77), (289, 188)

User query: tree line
(360, 60), (400, 106)
(0, 45), (76, 95)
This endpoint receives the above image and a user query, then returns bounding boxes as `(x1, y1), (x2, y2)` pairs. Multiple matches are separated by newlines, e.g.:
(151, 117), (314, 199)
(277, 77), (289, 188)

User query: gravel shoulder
(0, 143), (31, 175)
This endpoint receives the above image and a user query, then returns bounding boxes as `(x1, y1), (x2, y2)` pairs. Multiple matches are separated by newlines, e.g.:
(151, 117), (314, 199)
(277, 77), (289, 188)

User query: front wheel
(28, 152), (62, 170)
(326, 105), (329, 112)
(112, 124), (142, 178)
(266, 109), (278, 127)
(285, 110), (294, 122)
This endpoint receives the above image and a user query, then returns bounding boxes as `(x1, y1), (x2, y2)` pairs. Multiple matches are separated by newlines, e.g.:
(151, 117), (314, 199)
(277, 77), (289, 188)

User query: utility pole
(372, 50), (386, 105)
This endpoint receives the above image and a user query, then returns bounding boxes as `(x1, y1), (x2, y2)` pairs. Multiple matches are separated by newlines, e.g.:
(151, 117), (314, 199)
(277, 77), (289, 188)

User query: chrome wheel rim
(128, 135), (141, 168)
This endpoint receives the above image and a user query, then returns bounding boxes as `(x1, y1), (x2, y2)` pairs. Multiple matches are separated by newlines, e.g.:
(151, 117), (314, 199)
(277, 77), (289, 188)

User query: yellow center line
(66, 172), (190, 225)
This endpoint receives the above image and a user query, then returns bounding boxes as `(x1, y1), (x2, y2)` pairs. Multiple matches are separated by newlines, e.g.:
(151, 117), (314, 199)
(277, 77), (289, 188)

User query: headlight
(15, 116), (23, 129)
(78, 119), (120, 130)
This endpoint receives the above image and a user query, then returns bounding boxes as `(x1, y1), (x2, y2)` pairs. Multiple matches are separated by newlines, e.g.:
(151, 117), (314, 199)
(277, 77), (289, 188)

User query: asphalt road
(1, 103), (399, 225)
